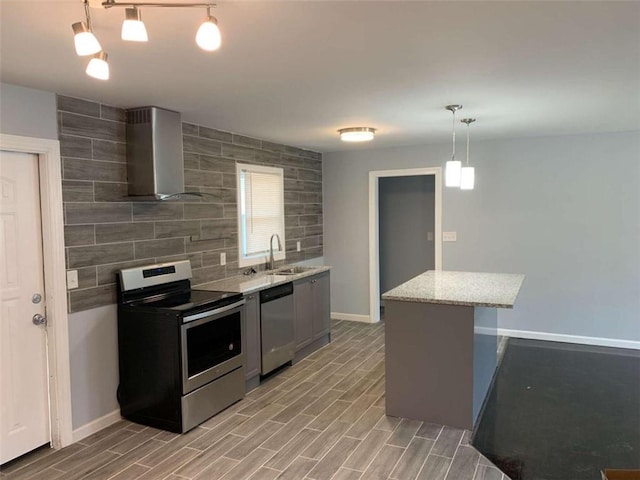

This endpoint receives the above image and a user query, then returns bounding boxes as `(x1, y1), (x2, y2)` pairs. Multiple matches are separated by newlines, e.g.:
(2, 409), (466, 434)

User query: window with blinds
(236, 163), (286, 267)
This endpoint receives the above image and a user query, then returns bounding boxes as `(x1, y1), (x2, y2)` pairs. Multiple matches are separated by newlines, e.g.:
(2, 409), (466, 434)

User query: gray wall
(379, 175), (435, 295)
(323, 131), (640, 342)
(0, 83), (58, 139)
(58, 95), (323, 313)
(68, 305), (119, 430)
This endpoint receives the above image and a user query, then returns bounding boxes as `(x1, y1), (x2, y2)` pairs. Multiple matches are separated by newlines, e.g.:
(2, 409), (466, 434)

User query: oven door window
(185, 311), (241, 378)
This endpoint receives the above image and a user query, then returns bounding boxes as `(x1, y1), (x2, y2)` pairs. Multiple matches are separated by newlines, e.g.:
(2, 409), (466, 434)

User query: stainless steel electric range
(116, 260), (245, 433)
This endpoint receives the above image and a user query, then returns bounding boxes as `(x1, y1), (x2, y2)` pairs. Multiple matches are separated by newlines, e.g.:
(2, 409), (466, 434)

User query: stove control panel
(143, 265), (177, 278)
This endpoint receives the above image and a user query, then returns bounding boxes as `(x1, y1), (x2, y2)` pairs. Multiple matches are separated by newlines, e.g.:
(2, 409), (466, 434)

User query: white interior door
(0, 150), (50, 464)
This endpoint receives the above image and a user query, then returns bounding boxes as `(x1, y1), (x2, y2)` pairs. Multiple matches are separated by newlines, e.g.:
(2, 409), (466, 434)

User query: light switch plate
(296, 241), (301, 252)
(66, 270), (79, 289)
(427, 232), (434, 241)
(220, 252), (226, 266)
(443, 231), (457, 242)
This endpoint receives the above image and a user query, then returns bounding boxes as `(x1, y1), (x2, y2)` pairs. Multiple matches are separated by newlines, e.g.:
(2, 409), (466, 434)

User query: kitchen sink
(275, 266), (314, 275)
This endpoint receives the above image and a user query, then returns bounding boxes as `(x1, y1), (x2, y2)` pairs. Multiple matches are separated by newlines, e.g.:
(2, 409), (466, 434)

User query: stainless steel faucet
(268, 233), (282, 270)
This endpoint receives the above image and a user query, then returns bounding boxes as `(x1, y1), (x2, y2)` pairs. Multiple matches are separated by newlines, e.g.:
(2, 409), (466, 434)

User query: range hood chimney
(126, 106), (195, 200)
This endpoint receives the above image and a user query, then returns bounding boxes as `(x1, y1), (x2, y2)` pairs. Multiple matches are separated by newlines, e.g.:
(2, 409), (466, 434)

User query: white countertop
(382, 270), (525, 308)
(195, 266), (331, 294)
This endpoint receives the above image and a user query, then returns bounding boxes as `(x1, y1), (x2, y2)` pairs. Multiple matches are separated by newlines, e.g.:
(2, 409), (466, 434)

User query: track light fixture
(71, 0), (222, 80)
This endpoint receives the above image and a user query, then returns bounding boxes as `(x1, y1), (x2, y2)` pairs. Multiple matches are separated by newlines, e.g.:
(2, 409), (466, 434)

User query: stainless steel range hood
(126, 106), (199, 200)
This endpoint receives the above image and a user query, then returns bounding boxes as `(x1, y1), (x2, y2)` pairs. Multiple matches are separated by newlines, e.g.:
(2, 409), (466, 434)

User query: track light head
(72, 21), (102, 56)
(196, 12), (221, 51)
(86, 51), (110, 80)
(122, 7), (148, 42)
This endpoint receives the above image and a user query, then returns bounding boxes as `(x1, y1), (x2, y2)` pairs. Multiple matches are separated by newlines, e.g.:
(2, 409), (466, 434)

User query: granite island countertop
(382, 270), (525, 308)
(195, 265), (331, 295)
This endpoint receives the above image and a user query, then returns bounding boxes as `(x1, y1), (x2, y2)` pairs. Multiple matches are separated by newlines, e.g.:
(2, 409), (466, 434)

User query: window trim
(236, 162), (286, 268)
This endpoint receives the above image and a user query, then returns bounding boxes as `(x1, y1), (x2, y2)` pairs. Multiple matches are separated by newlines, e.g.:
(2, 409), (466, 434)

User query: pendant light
(72, 0), (101, 56)
(460, 118), (476, 190)
(121, 7), (148, 42)
(86, 51), (110, 80)
(196, 6), (221, 51)
(445, 105), (462, 187)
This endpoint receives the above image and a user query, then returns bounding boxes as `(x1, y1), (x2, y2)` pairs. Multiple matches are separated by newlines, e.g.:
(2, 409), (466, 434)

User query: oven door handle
(183, 299), (246, 323)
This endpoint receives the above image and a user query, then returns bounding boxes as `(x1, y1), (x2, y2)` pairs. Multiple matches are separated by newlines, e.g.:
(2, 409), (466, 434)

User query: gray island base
(382, 271), (525, 430)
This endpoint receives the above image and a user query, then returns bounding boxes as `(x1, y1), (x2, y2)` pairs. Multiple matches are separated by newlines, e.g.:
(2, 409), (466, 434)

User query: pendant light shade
(445, 160), (462, 187)
(460, 167), (475, 190)
(444, 105), (462, 187)
(338, 127), (376, 142)
(72, 22), (102, 56)
(86, 51), (110, 80)
(122, 7), (148, 42)
(196, 11), (221, 51)
(460, 118), (476, 190)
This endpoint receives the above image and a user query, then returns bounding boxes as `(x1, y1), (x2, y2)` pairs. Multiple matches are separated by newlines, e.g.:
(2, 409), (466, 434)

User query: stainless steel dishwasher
(260, 282), (294, 375)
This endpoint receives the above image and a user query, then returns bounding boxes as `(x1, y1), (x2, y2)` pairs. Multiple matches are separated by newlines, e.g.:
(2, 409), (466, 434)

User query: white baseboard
(331, 312), (375, 323)
(72, 409), (122, 443)
(498, 328), (640, 351)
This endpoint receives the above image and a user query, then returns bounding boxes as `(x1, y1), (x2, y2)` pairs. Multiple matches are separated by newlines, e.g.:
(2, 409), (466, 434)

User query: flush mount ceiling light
(460, 118), (476, 190)
(445, 105), (462, 187)
(71, 0), (222, 80)
(338, 127), (376, 142)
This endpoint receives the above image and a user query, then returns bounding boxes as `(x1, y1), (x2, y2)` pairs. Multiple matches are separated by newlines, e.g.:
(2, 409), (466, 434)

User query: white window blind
(237, 163), (285, 266)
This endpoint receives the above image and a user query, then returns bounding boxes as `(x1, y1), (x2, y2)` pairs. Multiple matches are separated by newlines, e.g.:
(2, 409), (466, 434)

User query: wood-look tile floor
(1, 320), (507, 480)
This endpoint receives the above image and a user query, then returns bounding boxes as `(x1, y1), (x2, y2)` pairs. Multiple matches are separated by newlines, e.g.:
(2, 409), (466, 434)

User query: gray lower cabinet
(294, 279), (313, 351)
(243, 293), (260, 380)
(311, 272), (331, 339)
(294, 271), (331, 352)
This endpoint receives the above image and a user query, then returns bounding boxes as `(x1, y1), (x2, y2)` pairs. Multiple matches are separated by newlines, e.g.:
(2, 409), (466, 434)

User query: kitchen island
(382, 270), (524, 430)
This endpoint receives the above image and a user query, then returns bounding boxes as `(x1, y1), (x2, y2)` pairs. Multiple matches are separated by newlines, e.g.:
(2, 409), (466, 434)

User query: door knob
(32, 314), (47, 326)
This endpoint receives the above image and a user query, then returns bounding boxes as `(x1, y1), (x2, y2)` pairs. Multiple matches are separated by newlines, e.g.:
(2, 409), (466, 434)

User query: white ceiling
(1, 1), (639, 152)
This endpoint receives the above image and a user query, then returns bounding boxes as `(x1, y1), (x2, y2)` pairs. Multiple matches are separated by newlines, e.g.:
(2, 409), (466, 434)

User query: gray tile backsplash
(58, 94), (323, 313)
(66, 203), (132, 224)
(94, 223), (155, 244)
(64, 225), (95, 247)
(68, 243), (135, 268)
(134, 238), (186, 259)
(62, 180), (94, 202)
(63, 157), (127, 182)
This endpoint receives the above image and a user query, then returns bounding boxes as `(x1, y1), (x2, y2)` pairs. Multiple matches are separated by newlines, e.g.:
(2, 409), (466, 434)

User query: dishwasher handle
(260, 282), (293, 303)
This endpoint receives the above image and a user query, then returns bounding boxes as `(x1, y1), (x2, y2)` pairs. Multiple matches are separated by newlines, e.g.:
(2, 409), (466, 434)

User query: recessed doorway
(368, 167), (442, 323)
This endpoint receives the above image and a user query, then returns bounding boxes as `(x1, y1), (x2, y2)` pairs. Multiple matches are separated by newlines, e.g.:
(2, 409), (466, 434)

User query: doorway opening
(368, 167), (442, 323)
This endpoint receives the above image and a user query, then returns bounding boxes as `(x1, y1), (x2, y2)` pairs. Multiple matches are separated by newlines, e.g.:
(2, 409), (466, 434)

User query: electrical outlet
(67, 270), (79, 289)
(427, 232), (434, 241)
(443, 231), (457, 242)
(220, 252), (226, 266)
(296, 241), (301, 252)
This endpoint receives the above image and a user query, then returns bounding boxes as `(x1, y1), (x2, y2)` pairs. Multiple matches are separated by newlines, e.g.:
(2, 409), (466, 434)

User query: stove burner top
(134, 289), (240, 311)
